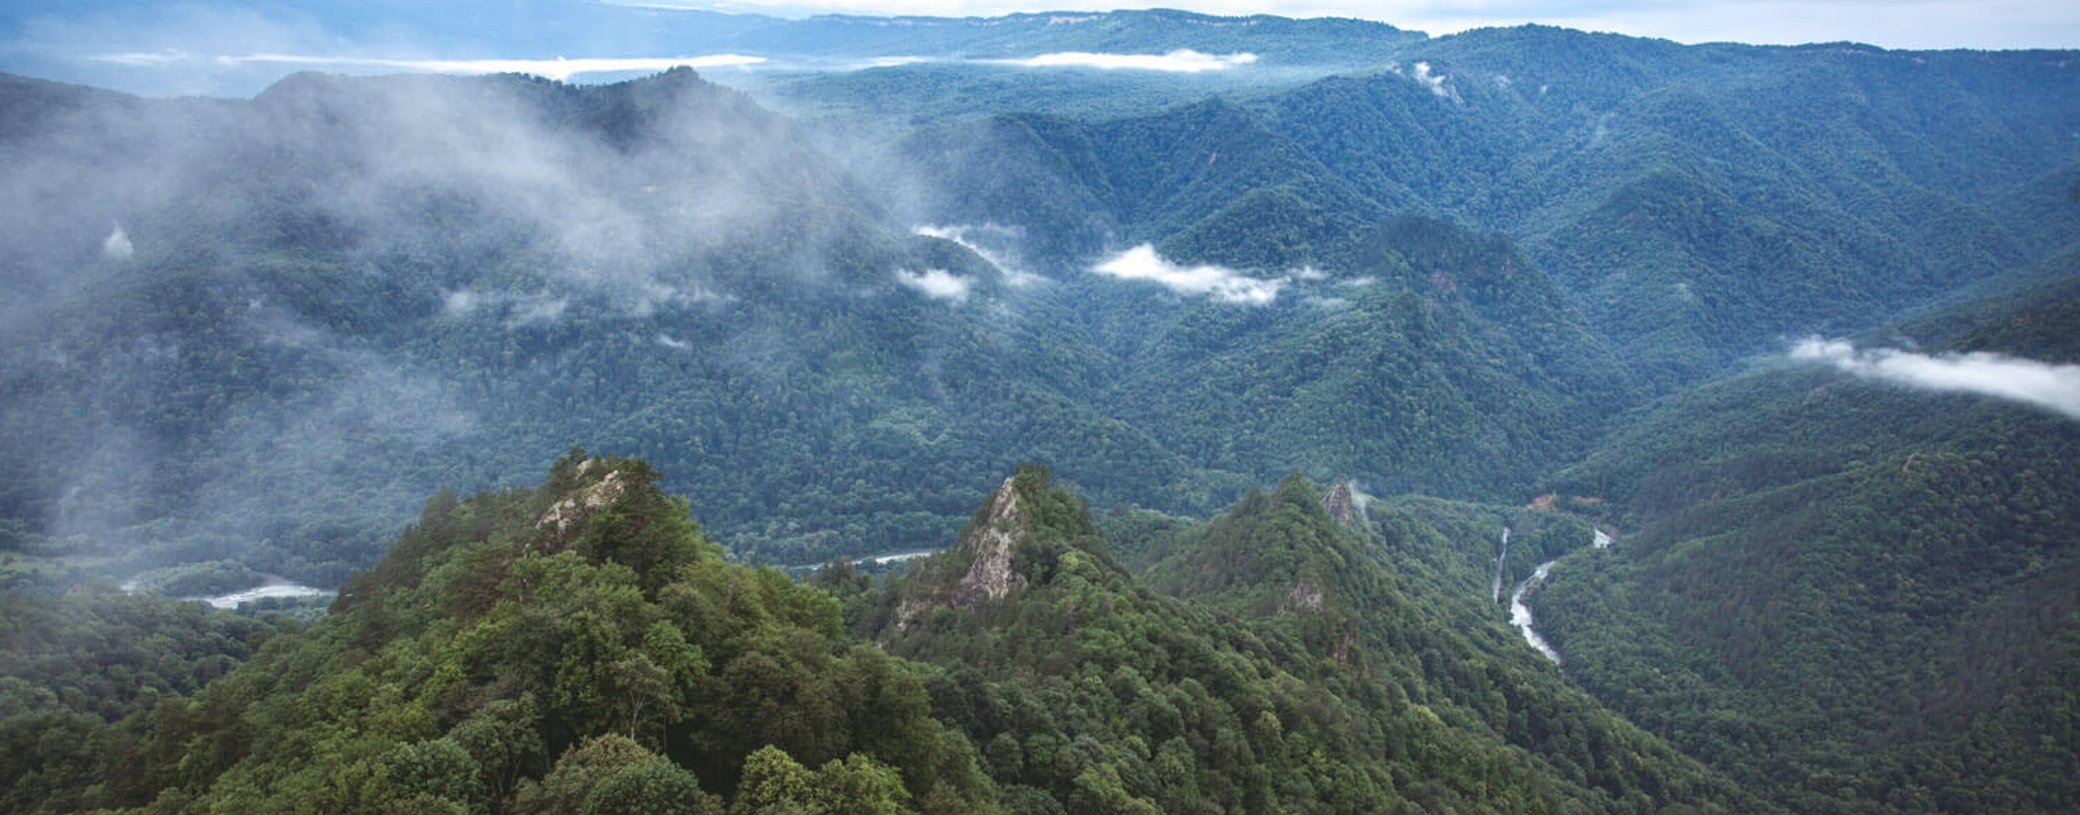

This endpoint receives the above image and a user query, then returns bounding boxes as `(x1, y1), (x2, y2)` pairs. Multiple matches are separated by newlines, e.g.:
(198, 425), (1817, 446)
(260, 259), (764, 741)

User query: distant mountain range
(2, 12), (2075, 577)
(2, 12), (2078, 812)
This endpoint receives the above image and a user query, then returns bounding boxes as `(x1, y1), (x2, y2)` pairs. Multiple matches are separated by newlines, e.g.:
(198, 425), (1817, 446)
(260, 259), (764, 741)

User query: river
(1510, 559), (1564, 665)
(121, 575), (334, 609)
(784, 548), (939, 572)
(196, 579), (334, 609)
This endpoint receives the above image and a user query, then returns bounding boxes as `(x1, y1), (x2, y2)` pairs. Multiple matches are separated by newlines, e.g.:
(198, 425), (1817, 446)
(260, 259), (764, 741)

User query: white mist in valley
(0, 65), (889, 581)
(894, 268), (974, 303)
(1792, 337), (2080, 420)
(914, 224), (1044, 287)
(1090, 244), (1286, 305)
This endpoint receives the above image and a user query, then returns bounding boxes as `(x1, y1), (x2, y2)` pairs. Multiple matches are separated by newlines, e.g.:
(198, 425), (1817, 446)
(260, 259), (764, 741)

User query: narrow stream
(1491, 527), (1510, 605)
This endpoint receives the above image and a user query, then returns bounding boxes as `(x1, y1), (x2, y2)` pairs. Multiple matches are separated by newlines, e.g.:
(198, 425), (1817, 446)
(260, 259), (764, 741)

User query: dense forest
(1525, 272), (2080, 814)
(2, 7), (2077, 814)
(4, 453), (1774, 814)
(4, 22), (2074, 578)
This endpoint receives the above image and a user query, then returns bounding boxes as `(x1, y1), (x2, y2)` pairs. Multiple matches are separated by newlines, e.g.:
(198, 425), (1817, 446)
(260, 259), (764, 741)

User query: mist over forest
(2, 5), (2077, 815)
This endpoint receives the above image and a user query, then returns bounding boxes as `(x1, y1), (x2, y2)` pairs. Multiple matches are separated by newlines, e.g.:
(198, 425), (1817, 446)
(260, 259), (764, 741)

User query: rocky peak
(535, 459), (626, 545)
(953, 476), (1032, 608)
(896, 475), (1034, 627)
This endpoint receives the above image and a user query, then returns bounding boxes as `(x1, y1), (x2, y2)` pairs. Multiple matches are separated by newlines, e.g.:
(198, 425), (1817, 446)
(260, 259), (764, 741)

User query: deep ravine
(1508, 527), (1614, 665)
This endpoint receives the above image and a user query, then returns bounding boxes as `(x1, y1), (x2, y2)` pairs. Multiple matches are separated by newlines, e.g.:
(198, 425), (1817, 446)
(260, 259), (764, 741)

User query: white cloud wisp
(895, 268), (974, 302)
(914, 224), (1043, 287)
(102, 225), (133, 260)
(1791, 337), (2080, 421)
(1090, 245), (1284, 305)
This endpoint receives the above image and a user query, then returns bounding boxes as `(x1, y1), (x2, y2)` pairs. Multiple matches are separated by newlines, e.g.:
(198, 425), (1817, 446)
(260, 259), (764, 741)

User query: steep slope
(1420, 34), (2079, 385)
(1137, 474), (1764, 811)
(0, 588), (294, 814)
(9, 20), (2078, 591)
(0, 66), (1653, 583)
(1104, 216), (1633, 499)
(3, 452), (996, 815)
(3, 459), (1778, 814)
(0, 68), (1203, 577)
(878, 28), (2080, 388)
(1527, 275), (2080, 813)
(896, 96), (1383, 267)
(868, 465), (1770, 814)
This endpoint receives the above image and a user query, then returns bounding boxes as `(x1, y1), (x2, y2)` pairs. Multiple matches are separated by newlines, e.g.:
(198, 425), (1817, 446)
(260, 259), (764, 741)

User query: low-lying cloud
(1090, 245), (1284, 305)
(894, 268), (974, 303)
(101, 225), (133, 260)
(1408, 61), (1453, 98)
(1791, 337), (2080, 420)
(915, 224), (1042, 287)
(992, 49), (1257, 72)
(442, 290), (571, 325)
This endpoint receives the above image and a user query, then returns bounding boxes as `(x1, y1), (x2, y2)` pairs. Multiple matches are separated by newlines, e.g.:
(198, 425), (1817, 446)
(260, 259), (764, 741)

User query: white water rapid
(1509, 559), (1564, 665)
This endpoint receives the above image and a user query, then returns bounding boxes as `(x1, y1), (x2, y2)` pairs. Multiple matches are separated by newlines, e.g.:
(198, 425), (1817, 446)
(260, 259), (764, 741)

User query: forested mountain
(2, 67), (1024, 579)
(3, 455), (1772, 814)
(0, 61), (1646, 578)
(2, 8), (2078, 814)
(1522, 272), (2080, 813)
(860, 27), (2080, 385)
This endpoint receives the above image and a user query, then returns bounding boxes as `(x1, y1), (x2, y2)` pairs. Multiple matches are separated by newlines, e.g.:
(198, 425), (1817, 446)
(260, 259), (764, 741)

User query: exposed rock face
(897, 475), (1031, 627)
(536, 465), (625, 545)
(953, 476), (1031, 609)
(1321, 480), (1356, 525)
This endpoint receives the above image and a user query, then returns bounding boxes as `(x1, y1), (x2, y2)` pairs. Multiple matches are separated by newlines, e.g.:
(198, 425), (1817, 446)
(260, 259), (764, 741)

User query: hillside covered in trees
(5, 454), (1774, 814)
(2, 7), (2078, 814)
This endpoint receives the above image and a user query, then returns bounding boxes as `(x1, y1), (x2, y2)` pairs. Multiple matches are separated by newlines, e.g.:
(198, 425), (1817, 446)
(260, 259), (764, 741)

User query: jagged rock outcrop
(1321, 480), (1356, 525)
(536, 459), (626, 545)
(897, 475), (1031, 626)
(953, 476), (1030, 608)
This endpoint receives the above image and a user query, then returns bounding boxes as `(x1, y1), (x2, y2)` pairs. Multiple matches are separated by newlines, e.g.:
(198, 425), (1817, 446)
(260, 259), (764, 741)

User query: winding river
(197, 580), (333, 609)
(1505, 526), (1615, 665)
